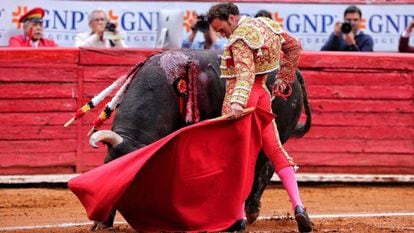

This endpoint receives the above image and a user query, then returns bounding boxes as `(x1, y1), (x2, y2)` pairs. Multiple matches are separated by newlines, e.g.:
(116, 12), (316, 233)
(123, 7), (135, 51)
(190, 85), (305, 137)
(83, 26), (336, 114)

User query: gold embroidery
(227, 23), (263, 49)
(220, 17), (283, 79)
(220, 16), (301, 112)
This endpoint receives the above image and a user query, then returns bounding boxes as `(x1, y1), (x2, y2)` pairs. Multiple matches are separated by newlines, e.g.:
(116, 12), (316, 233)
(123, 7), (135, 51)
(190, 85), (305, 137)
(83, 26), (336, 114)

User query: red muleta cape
(68, 107), (274, 232)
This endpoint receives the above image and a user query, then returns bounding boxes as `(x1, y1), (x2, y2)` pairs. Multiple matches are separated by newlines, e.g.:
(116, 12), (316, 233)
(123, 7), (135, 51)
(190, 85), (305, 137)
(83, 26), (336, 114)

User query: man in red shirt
(8, 7), (58, 47)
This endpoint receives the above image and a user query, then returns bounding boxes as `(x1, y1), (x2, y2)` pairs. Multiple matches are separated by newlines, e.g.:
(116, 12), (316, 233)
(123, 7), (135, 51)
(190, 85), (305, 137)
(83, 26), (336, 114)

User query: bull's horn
(89, 130), (123, 148)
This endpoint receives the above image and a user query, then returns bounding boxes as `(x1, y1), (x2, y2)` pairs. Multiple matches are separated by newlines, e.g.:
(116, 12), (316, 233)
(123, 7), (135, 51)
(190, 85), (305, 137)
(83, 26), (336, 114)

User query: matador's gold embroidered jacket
(220, 16), (301, 108)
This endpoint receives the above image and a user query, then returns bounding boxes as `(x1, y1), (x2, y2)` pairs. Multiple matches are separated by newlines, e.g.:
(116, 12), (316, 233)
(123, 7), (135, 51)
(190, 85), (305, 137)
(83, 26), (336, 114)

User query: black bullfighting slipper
(223, 219), (246, 232)
(294, 205), (312, 232)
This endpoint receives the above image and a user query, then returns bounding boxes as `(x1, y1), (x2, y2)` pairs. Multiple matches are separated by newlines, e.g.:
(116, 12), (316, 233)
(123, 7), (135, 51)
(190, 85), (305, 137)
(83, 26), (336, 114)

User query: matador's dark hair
(207, 2), (240, 24)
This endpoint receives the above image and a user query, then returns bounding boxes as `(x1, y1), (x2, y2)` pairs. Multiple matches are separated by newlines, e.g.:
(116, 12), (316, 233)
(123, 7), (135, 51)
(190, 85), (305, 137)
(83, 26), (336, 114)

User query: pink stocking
(276, 166), (303, 210)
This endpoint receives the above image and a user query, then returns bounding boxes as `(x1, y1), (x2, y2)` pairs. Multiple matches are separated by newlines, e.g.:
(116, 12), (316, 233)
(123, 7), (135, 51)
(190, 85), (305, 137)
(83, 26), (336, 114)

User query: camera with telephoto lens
(105, 22), (117, 32)
(194, 14), (209, 33)
(340, 21), (353, 34)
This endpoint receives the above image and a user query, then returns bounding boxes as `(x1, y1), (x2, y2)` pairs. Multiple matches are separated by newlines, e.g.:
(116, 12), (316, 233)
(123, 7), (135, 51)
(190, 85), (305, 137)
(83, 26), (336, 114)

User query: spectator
(255, 10), (272, 19)
(182, 14), (226, 50)
(8, 7), (58, 47)
(75, 9), (127, 48)
(321, 5), (373, 51)
(398, 20), (414, 52)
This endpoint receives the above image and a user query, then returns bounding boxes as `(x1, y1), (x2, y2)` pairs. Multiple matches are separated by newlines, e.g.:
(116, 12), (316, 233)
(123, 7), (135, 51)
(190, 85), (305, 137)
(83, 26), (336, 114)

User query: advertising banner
(0, 0), (413, 51)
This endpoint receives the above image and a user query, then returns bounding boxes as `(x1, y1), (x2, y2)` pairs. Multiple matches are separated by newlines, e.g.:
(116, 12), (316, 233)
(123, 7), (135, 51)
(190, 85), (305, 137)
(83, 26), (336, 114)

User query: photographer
(182, 14), (226, 50)
(321, 5), (373, 51)
(398, 20), (414, 52)
(75, 9), (127, 48)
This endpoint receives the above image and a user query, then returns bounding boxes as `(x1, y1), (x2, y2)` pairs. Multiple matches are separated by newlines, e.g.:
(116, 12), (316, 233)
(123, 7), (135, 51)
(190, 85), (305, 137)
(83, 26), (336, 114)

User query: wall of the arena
(0, 48), (413, 175)
(284, 52), (414, 174)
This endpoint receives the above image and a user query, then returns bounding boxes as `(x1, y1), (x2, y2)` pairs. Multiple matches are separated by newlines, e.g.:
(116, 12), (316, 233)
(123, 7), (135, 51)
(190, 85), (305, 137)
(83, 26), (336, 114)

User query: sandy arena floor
(1, 184), (414, 232)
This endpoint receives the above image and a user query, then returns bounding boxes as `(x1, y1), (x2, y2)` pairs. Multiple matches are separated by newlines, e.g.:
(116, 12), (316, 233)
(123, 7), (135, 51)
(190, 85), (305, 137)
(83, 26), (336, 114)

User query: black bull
(91, 49), (311, 227)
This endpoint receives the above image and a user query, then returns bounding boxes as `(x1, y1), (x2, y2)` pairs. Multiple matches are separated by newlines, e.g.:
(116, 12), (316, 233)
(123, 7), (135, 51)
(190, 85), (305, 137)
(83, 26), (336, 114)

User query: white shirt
(75, 32), (127, 48)
(31, 40), (40, 48)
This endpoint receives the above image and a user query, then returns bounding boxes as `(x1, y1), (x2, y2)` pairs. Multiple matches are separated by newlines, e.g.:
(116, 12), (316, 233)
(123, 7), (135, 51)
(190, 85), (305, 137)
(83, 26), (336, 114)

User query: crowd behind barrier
(1, 0), (413, 51)
(5, 4), (414, 52)
(0, 48), (412, 175)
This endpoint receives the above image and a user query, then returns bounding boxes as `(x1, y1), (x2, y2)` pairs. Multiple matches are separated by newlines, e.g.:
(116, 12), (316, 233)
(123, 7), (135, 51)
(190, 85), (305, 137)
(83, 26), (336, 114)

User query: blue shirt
(182, 38), (227, 51)
(321, 31), (374, 52)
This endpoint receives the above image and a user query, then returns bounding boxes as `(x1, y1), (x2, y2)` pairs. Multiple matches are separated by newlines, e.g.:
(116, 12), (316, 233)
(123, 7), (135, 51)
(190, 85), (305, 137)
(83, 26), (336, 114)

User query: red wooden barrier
(285, 52), (414, 174)
(0, 48), (413, 175)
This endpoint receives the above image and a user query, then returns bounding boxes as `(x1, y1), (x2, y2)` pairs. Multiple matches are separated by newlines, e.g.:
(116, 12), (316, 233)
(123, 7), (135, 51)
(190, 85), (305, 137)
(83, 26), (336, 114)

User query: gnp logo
(11, 6), (120, 31)
(282, 13), (414, 34)
(11, 6), (29, 29)
(183, 10), (199, 33)
(368, 14), (414, 33)
(12, 5), (86, 30)
(107, 10), (119, 25)
(283, 13), (367, 33)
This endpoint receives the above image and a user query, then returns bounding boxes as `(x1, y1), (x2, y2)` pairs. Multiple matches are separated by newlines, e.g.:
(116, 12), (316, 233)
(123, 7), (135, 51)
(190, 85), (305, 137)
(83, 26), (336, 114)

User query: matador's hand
(230, 103), (244, 119)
